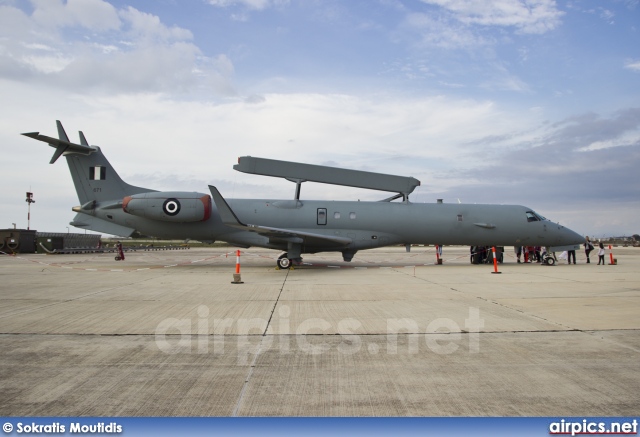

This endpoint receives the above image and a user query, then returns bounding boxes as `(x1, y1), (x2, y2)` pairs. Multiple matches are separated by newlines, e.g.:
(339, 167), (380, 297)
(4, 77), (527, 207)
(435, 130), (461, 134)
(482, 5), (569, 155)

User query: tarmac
(1, 245), (638, 416)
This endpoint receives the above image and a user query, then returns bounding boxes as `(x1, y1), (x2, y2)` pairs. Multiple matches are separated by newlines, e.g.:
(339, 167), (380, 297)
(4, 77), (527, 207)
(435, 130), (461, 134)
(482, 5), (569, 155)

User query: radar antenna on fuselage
(233, 156), (421, 202)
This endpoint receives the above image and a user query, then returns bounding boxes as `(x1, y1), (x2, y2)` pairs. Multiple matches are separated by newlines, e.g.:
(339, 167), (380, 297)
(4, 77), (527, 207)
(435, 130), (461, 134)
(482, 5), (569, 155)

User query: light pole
(25, 192), (35, 230)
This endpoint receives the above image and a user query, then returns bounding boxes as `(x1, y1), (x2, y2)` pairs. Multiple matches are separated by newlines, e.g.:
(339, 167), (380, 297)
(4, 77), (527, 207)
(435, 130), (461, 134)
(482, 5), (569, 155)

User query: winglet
(208, 186), (247, 227)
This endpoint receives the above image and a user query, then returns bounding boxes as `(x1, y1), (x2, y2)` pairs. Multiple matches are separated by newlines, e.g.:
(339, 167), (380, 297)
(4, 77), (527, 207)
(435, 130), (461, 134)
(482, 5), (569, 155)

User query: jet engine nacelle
(123, 192), (211, 222)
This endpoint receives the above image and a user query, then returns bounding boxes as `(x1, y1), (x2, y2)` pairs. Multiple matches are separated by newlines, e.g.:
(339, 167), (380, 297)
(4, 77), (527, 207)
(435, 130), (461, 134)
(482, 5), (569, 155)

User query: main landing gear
(277, 253), (302, 269)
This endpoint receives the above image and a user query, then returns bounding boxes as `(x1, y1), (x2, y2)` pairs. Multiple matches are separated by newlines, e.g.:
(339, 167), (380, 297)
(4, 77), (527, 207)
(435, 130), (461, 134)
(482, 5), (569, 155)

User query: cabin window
(334, 212), (341, 219)
(457, 214), (463, 222)
(317, 208), (327, 225)
(349, 212), (356, 219)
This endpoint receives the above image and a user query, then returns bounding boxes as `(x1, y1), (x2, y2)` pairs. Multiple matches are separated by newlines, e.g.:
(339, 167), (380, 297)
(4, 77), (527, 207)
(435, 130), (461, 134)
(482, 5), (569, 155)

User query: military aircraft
(23, 121), (584, 269)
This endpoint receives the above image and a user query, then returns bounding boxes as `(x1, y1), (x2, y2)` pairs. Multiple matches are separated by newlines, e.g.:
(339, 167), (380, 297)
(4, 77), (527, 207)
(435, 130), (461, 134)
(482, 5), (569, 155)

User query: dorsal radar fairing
(233, 156), (421, 201)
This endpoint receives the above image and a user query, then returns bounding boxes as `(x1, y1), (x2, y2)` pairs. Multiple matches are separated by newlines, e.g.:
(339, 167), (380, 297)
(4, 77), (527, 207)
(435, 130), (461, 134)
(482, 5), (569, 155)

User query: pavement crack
(232, 267), (290, 417)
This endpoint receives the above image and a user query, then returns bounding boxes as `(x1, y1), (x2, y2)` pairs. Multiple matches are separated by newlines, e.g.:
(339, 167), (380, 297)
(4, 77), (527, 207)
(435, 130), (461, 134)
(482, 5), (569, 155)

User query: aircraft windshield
(526, 211), (546, 222)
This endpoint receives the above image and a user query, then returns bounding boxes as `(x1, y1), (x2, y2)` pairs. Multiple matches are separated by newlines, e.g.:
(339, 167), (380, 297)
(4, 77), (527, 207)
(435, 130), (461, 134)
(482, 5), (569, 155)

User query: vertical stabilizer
(56, 120), (70, 142)
(64, 145), (152, 205)
(79, 131), (89, 146)
(24, 121), (153, 204)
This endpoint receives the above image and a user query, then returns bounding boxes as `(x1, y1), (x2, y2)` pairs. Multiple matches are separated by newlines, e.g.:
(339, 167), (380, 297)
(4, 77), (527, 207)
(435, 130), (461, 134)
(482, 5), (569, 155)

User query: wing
(208, 186), (351, 248)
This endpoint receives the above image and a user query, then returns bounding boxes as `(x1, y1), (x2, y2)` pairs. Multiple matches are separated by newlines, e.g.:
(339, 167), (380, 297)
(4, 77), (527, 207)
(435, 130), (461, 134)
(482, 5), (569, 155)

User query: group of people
(514, 246), (546, 263)
(512, 238), (607, 265)
(469, 246), (502, 264)
(584, 237), (607, 265)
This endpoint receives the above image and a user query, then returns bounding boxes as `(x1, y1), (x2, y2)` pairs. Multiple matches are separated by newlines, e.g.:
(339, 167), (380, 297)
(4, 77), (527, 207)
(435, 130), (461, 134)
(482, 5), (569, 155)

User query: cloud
(245, 94), (267, 104)
(395, 1), (564, 89)
(433, 109), (640, 216)
(625, 59), (640, 72)
(3, 84), (524, 183)
(419, 0), (564, 34)
(479, 62), (531, 92)
(119, 6), (193, 42)
(403, 12), (492, 49)
(31, 0), (121, 32)
(207, 0), (289, 11)
(0, 2), (235, 96)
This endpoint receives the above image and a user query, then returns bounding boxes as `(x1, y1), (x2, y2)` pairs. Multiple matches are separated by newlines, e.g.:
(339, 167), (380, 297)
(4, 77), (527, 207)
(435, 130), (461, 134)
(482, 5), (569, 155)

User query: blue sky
(1, 0), (639, 238)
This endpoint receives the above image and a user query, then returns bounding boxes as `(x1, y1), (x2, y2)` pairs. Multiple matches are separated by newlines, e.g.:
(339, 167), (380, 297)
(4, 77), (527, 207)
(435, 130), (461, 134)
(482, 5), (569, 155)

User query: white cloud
(0, 2), (234, 96)
(480, 62), (531, 92)
(4, 84), (531, 196)
(577, 132), (640, 152)
(207, 0), (289, 10)
(119, 6), (193, 43)
(404, 12), (491, 49)
(420, 0), (564, 34)
(31, 0), (121, 32)
(598, 8), (615, 24)
(20, 53), (74, 73)
(625, 59), (640, 72)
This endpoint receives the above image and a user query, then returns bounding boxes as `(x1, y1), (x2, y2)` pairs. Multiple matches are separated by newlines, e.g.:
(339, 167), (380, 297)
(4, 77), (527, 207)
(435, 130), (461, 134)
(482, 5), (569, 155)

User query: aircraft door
(317, 208), (327, 225)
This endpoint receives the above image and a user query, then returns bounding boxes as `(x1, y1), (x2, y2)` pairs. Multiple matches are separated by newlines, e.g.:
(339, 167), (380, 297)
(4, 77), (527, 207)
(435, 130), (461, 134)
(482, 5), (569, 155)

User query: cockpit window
(526, 211), (546, 222)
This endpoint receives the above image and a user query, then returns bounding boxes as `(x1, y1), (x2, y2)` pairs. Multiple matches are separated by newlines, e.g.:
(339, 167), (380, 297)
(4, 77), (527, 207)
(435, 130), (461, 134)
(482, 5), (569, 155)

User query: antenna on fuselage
(233, 156), (421, 202)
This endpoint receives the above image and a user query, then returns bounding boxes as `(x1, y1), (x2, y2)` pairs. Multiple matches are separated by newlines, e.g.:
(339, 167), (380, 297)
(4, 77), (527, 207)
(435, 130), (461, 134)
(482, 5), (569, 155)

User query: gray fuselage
(95, 197), (583, 253)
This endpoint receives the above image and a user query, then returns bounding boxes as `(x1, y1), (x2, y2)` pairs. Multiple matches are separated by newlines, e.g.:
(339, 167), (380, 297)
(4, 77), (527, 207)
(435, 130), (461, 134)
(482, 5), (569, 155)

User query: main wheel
(277, 253), (291, 269)
(277, 256), (291, 269)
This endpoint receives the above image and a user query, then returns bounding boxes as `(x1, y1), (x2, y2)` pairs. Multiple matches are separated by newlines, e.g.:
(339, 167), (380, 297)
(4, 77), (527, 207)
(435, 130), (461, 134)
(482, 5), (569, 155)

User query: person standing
(567, 248), (576, 264)
(584, 237), (594, 263)
(597, 243), (606, 265)
(116, 241), (125, 261)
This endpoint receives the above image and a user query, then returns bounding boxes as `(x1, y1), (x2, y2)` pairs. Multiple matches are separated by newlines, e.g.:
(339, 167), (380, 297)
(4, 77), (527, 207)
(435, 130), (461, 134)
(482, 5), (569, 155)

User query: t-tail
(22, 121), (153, 236)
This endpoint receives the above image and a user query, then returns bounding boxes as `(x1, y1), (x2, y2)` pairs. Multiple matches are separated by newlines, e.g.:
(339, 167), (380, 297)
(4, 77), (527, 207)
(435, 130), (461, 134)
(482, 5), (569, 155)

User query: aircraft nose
(560, 225), (584, 245)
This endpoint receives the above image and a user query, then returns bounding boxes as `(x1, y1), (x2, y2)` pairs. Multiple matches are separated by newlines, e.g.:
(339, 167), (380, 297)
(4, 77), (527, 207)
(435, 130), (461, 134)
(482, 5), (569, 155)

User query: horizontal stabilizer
(70, 213), (137, 237)
(22, 120), (96, 164)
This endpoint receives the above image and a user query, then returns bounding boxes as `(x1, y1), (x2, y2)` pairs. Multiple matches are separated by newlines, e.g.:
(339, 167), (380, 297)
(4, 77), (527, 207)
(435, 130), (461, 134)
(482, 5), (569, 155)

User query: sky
(0, 0), (639, 239)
